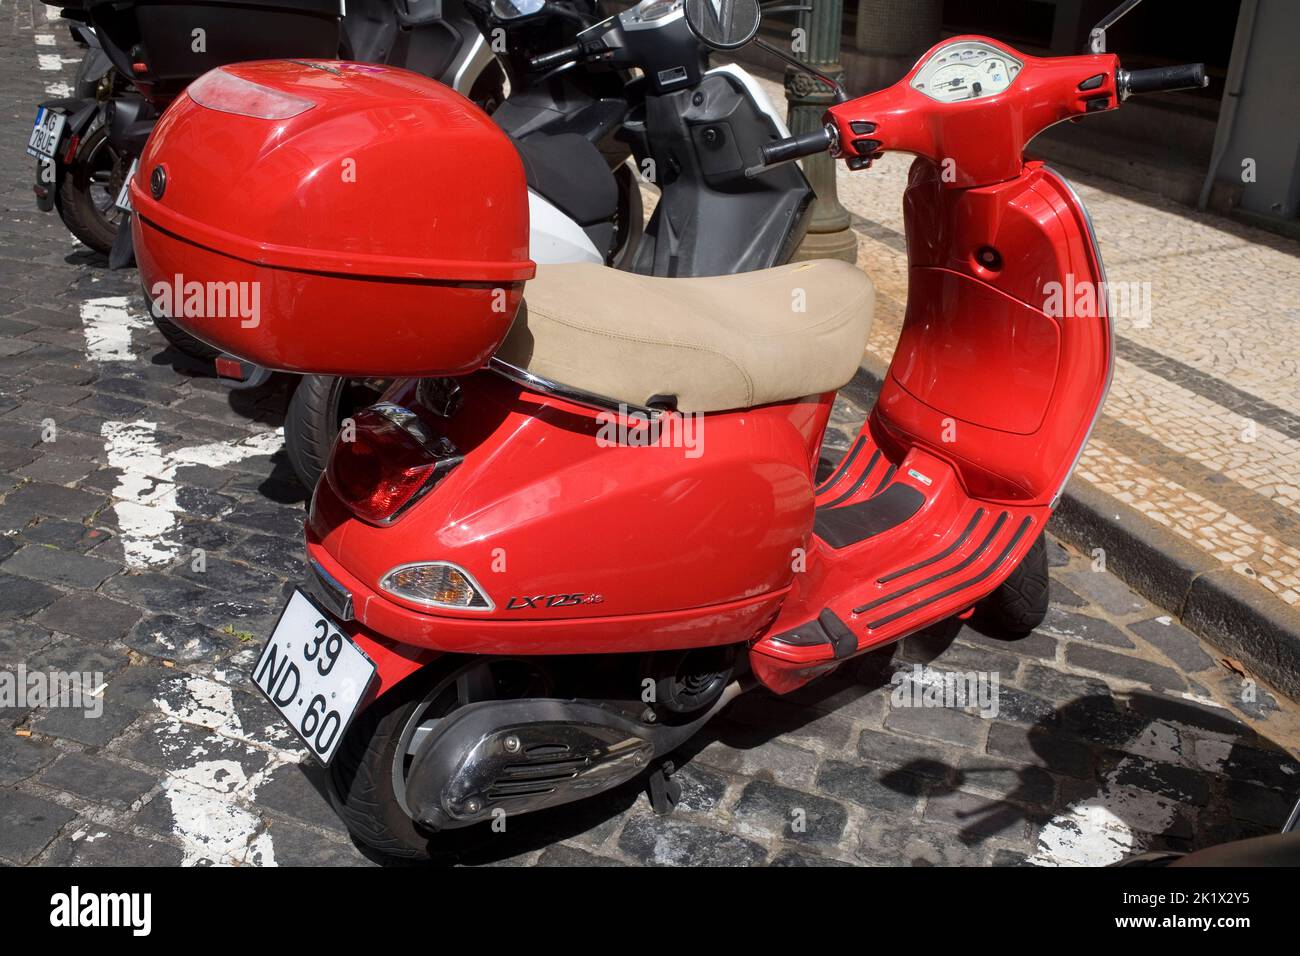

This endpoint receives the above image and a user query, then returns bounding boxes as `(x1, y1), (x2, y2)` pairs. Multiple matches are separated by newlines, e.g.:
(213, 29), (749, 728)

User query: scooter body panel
(750, 157), (1110, 692)
(875, 160), (1112, 503)
(307, 373), (834, 655)
(527, 189), (605, 264)
(631, 68), (816, 277)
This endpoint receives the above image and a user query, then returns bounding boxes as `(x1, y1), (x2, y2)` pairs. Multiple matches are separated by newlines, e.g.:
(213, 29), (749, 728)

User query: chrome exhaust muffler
(406, 678), (752, 829)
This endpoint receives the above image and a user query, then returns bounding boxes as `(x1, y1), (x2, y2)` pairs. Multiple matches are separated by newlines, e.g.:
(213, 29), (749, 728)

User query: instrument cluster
(911, 40), (1023, 103)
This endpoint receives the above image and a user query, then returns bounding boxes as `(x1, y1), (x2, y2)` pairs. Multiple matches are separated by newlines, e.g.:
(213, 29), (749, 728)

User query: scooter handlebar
(1120, 63), (1207, 97)
(528, 43), (583, 71)
(745, 126), (834, 179)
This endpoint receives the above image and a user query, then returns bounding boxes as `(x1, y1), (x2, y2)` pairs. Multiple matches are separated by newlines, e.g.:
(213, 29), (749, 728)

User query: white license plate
(251, 590), (376, 765)
(27, 106), (67, 162)
(115, 158), (138, 212)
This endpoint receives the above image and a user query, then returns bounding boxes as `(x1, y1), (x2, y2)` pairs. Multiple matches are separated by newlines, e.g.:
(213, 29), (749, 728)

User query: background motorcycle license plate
(115, 159), (138, 212)
(26, 107), (66, 162)
(252, 590), (375, 765)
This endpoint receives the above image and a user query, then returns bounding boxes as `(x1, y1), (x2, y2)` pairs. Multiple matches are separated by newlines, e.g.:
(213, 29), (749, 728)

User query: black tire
(284, 375), (388, 492)
(58, 124), (126, 254)
(975, 531), (1049, 637)
(328, 668), (442, 860)
(329, 658), (547, 860)
(150, 310), (221, 361)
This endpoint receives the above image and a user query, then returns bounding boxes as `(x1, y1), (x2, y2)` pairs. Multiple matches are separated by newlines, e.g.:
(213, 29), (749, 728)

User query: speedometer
(911, 40), (1022, 103)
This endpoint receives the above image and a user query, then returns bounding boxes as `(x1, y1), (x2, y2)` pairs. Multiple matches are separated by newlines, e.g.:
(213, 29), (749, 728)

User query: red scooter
(129, 0), (1206, 858)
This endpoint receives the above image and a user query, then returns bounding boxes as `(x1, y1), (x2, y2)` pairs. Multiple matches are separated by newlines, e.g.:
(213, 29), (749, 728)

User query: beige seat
(496, 260), (874, 412)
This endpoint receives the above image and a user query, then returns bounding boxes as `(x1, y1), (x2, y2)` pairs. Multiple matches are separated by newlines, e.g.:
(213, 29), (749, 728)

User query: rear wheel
(58, 124), (127, 254)
(329, 658), (547, 860)
(974, 531), (1049, 637)
(284, 375), (388, 491)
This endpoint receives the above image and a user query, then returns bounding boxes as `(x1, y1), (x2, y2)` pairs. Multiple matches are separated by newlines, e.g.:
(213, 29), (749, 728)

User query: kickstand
(646, 759), (681, 816)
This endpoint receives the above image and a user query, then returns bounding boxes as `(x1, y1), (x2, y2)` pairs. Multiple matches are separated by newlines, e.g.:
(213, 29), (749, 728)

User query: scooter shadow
(293, 619), (1297, 865)
(143, 352), (306, 503)
(872, 689), (1294, 860)
(295, 759), (647, 867)
(64, 247), (109, 269)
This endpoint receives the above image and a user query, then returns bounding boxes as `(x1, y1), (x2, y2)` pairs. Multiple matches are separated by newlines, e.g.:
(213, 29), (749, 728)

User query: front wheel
(329, 658), (547, 860)
(974, 531), (1049, 637)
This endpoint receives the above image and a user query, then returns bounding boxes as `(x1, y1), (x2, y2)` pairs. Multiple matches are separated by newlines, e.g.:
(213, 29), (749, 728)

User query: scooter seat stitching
(524, 304), (756, 407)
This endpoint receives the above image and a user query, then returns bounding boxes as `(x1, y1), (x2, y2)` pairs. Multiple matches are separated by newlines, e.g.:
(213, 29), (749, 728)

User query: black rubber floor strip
(815, 436), (864, 494)
(815, 483), (925, 549)
(877, 508), (986, 585)
(871, 464), (897, 496)
(818, 450), (881, 511)
(866, 515), (1034, 629)
(853, 511), (1009, 613)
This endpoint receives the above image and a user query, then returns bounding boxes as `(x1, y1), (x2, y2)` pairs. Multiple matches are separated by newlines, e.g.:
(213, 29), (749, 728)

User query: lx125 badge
(505, 592), (605, 610)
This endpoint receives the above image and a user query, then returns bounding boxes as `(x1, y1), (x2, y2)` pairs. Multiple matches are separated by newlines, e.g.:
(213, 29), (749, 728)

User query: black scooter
(28, 21), (124, 253)
(283, 0), (818, 489)
(30, 0), (505, 260)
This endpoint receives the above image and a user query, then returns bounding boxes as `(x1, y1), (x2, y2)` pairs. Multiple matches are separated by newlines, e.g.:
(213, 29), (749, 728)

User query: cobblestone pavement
(1, 5), (1299, 867)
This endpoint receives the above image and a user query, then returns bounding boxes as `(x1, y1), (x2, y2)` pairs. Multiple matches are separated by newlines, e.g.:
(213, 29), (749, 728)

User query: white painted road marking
(152, 676), (303, 866)
(80, 296), (152, 362)
(101, 421), (284, 568)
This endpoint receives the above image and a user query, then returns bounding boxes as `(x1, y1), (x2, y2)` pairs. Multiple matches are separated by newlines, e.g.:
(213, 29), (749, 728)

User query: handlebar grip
(529, 43), (583, 71)
(1123, 63), (1207, 96)
(759, 126), (834, 167)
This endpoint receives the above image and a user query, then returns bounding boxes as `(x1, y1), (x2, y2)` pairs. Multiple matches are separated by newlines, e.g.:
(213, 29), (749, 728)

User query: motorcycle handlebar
(528, 43), (583, 71)
(1121, 63), (1207, 97)
(745, 126), (834, 178)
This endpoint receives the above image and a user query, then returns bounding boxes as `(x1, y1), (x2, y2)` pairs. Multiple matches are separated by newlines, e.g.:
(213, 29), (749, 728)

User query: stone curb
(847, 360), (1300, 701)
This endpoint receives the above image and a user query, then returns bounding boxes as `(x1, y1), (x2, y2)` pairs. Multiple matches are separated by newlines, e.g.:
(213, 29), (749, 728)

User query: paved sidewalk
(0, 4), (1298, 868)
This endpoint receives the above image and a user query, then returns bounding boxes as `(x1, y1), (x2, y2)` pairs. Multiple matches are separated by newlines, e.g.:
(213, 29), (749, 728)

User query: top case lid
(133, 60), (534, 283)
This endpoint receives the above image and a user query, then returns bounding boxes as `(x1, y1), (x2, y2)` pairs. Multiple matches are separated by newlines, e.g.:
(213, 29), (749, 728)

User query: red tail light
(325, 403), (461, 525)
